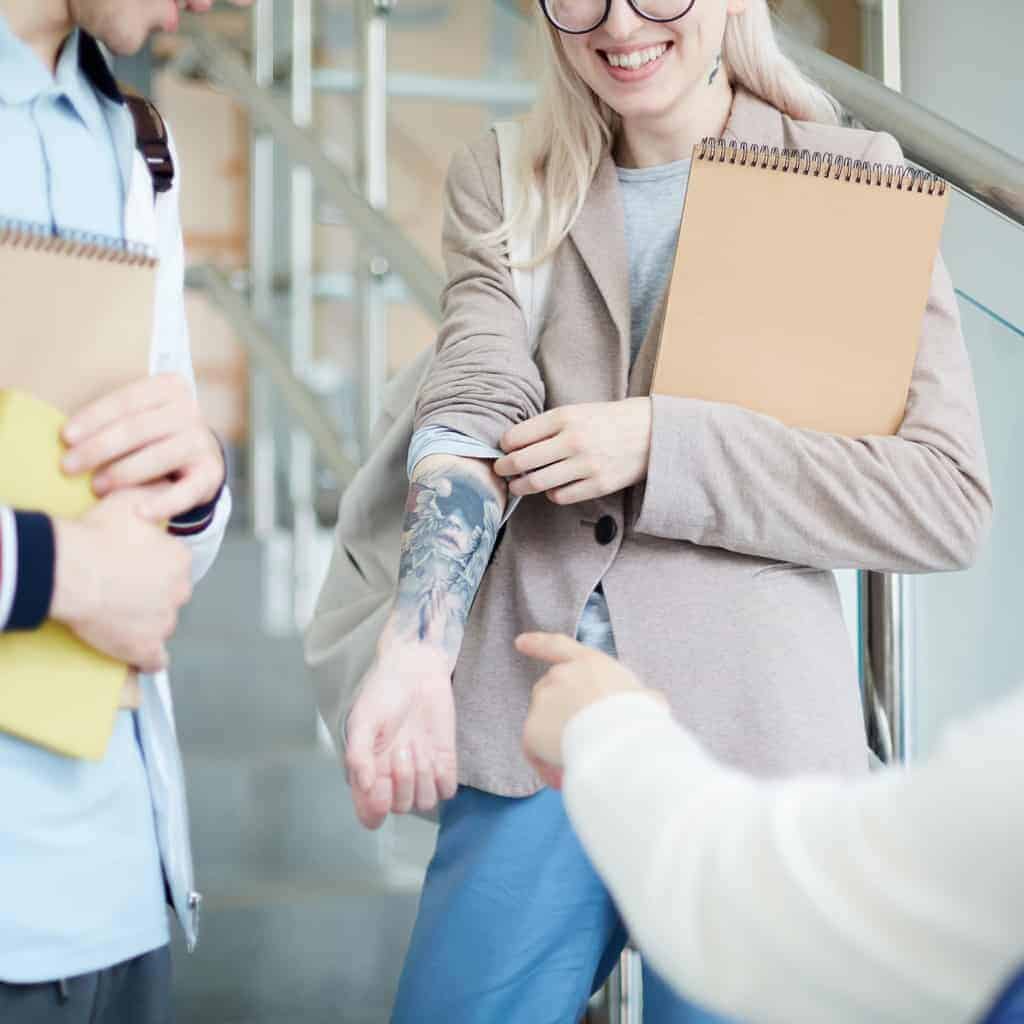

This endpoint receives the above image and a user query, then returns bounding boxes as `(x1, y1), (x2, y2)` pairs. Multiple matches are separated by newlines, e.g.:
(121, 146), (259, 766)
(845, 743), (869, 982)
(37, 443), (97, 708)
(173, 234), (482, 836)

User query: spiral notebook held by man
(0, 222), (155, 759)
(652, 139), (951, 437)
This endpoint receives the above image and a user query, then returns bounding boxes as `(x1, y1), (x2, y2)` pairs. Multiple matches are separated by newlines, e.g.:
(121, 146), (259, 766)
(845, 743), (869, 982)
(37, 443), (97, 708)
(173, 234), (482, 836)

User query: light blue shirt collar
(0, 21), (104, 138)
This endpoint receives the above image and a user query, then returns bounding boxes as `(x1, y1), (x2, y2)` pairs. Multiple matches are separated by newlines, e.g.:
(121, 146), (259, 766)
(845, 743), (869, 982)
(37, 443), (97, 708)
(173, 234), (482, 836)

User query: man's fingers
(138, 476), (208, 523)
(63, 374), (180, 446)
(500, 410), (563, 453)
(515, 632), (588, 666)
(92, 436), (191, 497)
(62, 405), (178, 476)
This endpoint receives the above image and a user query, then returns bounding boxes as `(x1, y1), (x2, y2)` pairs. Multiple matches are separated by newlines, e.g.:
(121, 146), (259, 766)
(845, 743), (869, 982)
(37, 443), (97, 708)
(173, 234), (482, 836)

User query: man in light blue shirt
(0, 2), (247, 1021)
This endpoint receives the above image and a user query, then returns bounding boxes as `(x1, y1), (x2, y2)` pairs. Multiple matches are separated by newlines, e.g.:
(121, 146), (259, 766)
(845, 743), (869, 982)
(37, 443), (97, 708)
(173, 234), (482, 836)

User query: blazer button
(594, 515), (618, 546)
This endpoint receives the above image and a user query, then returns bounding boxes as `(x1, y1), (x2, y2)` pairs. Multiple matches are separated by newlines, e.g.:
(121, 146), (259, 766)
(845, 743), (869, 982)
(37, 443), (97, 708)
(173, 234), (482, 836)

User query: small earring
(708, 52), (722, 86)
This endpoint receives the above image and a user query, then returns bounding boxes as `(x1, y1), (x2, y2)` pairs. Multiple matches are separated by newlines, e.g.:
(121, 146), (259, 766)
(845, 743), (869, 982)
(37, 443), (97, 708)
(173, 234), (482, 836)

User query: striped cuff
(169, 436), (226, 538)
(6, 512), (55, 632)
(169, 489), (221, 537)
(0, 507), (17, 630)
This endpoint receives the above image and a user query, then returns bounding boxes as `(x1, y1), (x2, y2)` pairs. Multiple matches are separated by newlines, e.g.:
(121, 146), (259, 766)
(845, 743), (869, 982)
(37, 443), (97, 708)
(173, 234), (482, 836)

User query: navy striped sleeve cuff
(169, 436), (227, 538)
(5, 512), (55, 632)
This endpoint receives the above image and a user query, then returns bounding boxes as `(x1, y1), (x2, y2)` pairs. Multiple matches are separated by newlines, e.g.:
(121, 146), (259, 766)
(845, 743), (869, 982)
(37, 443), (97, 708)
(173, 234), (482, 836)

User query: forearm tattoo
(393, 465), (502, 657)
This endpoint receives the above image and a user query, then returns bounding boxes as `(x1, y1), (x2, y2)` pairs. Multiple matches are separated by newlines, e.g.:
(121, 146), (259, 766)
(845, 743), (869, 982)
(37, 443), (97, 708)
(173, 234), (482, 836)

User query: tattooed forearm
(391, 459), (504, 660)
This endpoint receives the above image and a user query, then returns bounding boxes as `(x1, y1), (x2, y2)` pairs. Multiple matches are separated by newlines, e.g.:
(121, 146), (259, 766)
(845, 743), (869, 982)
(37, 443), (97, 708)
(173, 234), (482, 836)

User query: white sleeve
(562, 690), (1024, 1024)
(151, 127), (231, 585)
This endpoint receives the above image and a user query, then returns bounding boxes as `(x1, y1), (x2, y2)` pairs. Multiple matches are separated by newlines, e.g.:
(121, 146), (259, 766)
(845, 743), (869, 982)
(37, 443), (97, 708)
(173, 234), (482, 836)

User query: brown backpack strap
(122, 90), (175, 197)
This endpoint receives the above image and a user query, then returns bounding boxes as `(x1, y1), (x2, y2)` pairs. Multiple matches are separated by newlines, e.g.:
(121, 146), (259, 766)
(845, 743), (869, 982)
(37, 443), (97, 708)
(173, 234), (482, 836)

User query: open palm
(345, 643), (457, 830)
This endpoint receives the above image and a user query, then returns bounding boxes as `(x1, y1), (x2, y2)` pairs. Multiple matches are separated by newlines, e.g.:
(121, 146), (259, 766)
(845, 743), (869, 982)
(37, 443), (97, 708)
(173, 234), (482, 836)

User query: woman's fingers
(546, 478), (602, 506)
(500, 409), (565, 453)
(509, 457), (588, 498)
(413, 740), (439, 813)
(494, 435), (570, 478)
(391, 746), (416, 814)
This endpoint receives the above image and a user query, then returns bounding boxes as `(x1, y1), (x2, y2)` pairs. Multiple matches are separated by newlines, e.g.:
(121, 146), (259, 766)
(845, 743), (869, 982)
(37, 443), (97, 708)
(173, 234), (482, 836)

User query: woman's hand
(517, 632), (667, 789)
(345, 641), (458, 830)
(494, 398), (652, 505)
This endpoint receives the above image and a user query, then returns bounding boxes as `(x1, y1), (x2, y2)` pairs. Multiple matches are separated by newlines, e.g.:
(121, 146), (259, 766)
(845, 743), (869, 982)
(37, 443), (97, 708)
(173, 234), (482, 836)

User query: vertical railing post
(862, 0), (910, 766)
(357, 0), (393, 456)
(250, 0), (276, 541)
(290, 0), (318, 627)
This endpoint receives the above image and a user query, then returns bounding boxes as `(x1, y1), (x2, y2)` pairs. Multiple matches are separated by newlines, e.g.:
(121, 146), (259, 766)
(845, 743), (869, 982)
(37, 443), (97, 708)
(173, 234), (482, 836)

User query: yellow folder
(0, 391), (129, 760)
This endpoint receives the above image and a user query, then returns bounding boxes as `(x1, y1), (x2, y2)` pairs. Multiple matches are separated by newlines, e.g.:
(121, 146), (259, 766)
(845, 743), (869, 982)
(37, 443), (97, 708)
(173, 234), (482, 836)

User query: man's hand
(50, 489), (193, 672)
(517, 632), (668, 789)
(61, 374), (224, 523)
(345, 642), (458, 830)
(494, 398), (652, 505)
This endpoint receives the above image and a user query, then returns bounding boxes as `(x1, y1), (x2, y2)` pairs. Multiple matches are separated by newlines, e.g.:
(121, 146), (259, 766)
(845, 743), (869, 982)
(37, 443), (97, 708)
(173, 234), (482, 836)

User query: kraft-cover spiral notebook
(0, 223), (155, 760)
(651, 139), (951, 437)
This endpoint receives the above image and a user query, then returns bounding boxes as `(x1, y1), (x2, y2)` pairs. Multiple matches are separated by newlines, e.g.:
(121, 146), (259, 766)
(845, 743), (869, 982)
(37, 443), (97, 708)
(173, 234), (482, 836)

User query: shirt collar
(0, 15), (123, 109)
(0, 13), (55, 104)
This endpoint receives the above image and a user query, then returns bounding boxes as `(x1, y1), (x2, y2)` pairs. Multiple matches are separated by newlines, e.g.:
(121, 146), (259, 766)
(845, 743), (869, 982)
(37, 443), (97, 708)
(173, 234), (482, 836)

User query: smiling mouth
(598, 42), (673, 71)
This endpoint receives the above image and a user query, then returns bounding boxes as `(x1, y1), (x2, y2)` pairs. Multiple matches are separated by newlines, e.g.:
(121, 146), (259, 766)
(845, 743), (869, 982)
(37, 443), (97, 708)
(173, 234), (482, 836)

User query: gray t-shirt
(408, 158), (693, 656)
(617, 157), (692, 365)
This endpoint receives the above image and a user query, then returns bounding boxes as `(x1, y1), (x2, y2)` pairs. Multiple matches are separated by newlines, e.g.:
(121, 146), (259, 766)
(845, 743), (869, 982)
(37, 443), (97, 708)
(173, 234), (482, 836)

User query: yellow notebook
(0, 223), (155, 760)
(0, 391), (128, 760)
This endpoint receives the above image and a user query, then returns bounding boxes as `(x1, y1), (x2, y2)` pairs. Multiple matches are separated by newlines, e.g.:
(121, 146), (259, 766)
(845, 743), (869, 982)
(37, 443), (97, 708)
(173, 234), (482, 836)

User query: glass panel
(900, 0), (1024, 163)
(910, 283), (1024, 755)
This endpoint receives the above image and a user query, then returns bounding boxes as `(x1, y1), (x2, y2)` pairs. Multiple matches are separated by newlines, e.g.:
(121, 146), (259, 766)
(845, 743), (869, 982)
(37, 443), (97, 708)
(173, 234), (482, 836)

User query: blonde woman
(344, 1), (991, 1020)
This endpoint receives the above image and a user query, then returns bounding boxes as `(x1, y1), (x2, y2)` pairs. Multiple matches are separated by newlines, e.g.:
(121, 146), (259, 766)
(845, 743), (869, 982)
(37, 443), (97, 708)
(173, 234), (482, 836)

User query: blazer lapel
(568, 152), (631, 392)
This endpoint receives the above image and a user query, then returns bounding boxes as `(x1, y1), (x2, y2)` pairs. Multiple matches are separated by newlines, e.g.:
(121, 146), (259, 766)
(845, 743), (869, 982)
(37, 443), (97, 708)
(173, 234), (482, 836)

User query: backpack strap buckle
(122, 92), (176, 196)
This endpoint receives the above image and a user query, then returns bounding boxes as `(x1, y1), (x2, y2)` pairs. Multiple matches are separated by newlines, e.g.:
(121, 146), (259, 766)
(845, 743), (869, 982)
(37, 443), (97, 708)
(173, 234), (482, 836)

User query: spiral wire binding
(0, 219), (158, 267)
(696, 138), (948, 196)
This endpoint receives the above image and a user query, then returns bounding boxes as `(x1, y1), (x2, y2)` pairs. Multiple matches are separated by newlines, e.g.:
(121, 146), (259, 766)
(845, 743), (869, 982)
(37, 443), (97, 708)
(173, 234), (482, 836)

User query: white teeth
(607, 44), (667, 70)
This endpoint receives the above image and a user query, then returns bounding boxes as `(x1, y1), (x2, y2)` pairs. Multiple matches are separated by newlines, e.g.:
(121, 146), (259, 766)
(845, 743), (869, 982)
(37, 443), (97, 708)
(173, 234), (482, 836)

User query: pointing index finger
(515, 632), (587, 665)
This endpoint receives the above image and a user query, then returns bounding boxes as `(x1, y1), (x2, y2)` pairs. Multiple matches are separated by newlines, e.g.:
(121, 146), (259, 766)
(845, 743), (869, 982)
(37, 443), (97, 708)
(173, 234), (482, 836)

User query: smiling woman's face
(555, 0), (739, 127)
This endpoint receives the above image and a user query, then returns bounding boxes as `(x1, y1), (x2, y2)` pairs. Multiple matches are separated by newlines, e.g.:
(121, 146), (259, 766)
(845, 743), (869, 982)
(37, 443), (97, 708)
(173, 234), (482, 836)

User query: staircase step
(185, 746), (437, 889)
(168, 644), (318, 753)
(171, 882), (421, 1023)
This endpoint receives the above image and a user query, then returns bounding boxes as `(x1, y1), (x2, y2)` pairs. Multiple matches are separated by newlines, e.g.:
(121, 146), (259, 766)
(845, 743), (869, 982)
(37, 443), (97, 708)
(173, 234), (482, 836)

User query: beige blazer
(412, 87), (992, 797)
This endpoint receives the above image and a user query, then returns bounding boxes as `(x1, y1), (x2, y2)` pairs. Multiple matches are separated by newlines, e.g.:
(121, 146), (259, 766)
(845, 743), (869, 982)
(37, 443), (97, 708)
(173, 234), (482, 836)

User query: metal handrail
(180, 14), (444, 323)
(187, 265), (358, 487)
(781, 30), (1024, 229)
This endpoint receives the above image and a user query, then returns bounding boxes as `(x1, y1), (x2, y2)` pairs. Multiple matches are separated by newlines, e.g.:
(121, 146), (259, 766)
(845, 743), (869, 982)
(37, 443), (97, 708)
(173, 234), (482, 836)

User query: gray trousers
(0, 945), (171, 1024)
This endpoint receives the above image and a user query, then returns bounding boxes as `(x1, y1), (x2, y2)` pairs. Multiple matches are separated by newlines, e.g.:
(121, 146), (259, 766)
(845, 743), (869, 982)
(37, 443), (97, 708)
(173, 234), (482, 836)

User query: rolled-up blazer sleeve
(635, 133), (993, 574)
(414, 134), (546, 448)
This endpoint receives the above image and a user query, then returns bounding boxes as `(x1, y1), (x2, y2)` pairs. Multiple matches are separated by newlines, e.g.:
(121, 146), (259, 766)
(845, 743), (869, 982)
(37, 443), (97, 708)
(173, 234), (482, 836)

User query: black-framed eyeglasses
(539, 0), (697, 35)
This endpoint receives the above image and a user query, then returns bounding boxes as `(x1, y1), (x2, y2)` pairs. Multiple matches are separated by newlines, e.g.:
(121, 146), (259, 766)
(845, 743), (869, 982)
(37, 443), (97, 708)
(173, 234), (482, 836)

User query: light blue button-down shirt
(0, 18), (169, 983)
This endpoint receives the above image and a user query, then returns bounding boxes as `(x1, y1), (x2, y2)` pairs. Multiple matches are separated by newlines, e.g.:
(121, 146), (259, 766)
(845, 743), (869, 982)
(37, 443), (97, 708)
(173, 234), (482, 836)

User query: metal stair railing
(174, 5), (1023, 1023)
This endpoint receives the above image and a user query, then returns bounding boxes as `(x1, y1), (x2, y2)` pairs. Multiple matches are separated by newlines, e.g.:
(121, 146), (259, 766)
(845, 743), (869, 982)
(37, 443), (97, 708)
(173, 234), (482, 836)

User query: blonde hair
(499, 0), (839, 264)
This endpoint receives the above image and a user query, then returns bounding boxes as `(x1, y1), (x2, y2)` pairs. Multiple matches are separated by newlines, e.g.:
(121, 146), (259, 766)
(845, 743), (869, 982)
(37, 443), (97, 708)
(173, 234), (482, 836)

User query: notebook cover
(651, 146), (950, 437)
(0, 232), (155, 415)
(0, 391), (128, 760)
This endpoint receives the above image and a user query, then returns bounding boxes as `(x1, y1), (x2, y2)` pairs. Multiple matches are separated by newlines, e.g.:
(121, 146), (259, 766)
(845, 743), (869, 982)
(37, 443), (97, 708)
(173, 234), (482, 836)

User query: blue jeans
(392, 786), (736, 1024)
